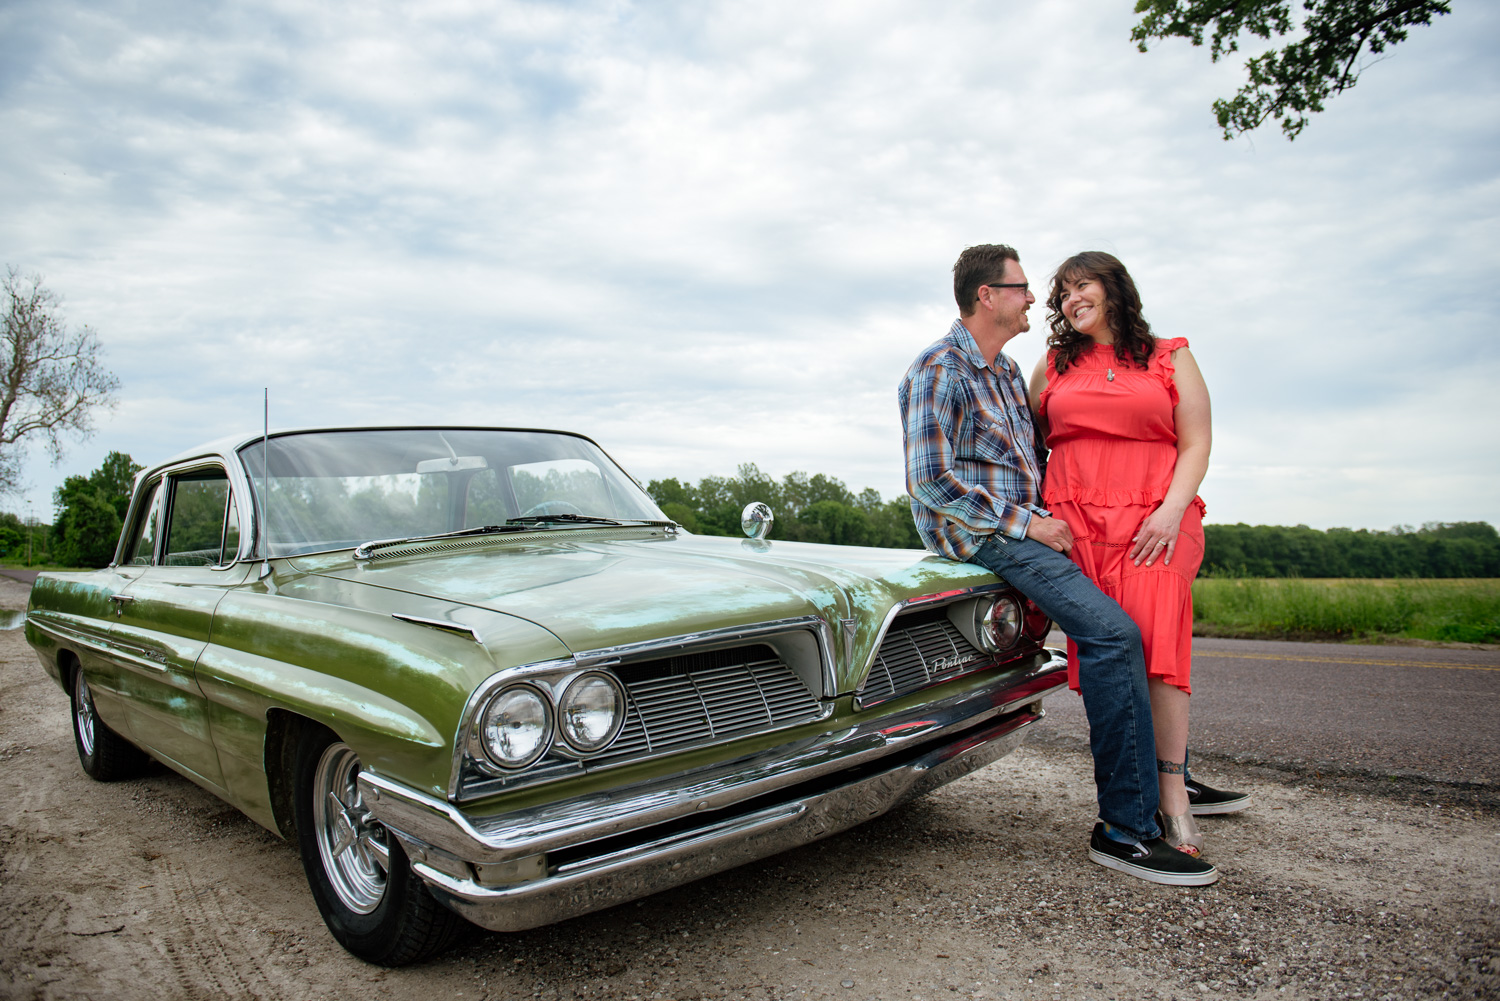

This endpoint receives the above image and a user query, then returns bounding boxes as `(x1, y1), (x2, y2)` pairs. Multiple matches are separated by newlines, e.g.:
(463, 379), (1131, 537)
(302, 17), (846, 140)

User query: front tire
(293, 725), (469, 965)
(70, 661), (147, 781)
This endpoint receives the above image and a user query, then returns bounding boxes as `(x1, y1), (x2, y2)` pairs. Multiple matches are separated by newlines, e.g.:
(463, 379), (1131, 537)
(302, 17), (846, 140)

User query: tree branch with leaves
(0, 266), (121, 493)
(1133, 0), (1453, 140)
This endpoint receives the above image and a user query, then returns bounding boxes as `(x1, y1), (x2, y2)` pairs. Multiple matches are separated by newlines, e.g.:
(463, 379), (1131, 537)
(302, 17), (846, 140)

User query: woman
(1028, 251), (1241, 856)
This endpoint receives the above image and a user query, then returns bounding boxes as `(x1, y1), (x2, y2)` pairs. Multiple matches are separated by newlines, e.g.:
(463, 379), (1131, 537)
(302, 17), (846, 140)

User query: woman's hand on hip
(1131, 505), (1185, 566)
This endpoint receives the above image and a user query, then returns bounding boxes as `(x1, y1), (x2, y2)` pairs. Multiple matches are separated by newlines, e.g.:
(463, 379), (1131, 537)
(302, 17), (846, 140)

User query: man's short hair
(953, 244), (1020, 316)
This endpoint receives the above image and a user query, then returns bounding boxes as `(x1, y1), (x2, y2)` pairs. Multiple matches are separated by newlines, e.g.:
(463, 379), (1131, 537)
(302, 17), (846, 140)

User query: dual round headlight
(976, 595), (1023, 653)
(479, 685), (552, 768)
(477, 672), (626, 768)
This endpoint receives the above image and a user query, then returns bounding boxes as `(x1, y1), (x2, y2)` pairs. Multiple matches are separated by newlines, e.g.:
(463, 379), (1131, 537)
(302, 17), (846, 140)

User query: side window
(165, 472), (232, 567)
(127, 481), (164, 566)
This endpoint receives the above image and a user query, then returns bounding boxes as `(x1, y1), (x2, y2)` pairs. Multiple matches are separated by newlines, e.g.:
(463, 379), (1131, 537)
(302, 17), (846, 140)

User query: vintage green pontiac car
(25, 427), (1066, 965)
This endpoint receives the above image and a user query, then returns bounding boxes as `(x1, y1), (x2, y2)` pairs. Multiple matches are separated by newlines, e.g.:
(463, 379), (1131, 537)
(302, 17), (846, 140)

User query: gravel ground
(2, 575), (1497, 1001)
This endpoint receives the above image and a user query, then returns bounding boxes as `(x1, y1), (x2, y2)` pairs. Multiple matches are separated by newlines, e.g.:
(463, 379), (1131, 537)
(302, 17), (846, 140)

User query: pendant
(1107, 368), (1115, 382)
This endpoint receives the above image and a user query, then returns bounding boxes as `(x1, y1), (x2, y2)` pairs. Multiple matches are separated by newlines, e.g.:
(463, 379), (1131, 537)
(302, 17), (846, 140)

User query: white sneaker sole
(1189, 794), (1252, 816)
(1088, 847), (1220, 886)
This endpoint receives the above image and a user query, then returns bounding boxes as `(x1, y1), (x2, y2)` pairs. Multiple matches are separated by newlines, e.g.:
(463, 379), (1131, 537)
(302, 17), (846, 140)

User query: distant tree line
(1203, 522), (1500, 578)
(647, 464), (924, 549)
(11, 449), (1499, 579)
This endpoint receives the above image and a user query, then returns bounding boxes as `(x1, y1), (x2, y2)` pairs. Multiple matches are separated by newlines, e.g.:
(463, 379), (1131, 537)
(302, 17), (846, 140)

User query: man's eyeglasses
(984, 282), (1029, 292)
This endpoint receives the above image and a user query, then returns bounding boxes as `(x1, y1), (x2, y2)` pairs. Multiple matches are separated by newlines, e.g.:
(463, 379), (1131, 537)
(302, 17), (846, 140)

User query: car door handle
(108, 594), (135, 615)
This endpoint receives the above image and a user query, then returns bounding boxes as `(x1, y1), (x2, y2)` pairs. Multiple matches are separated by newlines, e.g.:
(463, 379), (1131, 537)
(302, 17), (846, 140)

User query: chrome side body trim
(27, 615), (168, 673)
(384, 667), (1057, 931)
(361, 648), (1065, 931)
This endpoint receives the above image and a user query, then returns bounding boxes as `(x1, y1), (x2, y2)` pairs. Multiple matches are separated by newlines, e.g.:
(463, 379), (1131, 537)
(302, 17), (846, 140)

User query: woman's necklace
(1096, 339), (1116, 381)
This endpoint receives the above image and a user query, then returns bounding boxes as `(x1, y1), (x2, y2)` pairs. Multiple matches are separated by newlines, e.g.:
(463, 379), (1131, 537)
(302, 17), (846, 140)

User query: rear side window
(165, 471), (236, 567)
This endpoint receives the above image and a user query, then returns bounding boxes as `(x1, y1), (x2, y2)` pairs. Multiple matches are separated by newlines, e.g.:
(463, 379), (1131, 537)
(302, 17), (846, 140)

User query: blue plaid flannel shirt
(898, 319), (1050, 562)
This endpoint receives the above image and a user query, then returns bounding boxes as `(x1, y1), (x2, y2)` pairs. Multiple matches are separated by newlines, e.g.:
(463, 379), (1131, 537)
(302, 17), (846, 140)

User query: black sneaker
(1185, 779), (1252, 815)
(1087, 824), (1219, 886)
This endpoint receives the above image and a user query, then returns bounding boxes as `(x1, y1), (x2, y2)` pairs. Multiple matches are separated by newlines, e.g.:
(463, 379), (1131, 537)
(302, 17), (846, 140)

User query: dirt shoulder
(2, 576), (1496, 1001)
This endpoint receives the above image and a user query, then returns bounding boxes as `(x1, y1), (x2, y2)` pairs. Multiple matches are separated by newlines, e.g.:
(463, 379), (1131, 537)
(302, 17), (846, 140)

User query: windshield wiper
(505, 514), (679, 530)
(353, 525), (524, 560)
(355, 517), (678, 558)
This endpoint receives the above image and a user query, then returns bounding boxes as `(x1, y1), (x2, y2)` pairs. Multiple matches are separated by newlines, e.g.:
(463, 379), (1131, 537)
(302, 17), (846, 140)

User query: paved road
(0, 568), (39, 585)
(1035, 633), (1500, 789)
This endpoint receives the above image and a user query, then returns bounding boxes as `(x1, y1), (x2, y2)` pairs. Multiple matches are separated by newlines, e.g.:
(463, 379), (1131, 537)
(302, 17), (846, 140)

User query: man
(898, 244), (1217, 885)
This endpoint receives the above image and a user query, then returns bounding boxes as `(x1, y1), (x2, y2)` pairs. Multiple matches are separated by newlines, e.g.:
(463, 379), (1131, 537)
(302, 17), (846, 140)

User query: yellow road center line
(1193, 649), (1500, 672)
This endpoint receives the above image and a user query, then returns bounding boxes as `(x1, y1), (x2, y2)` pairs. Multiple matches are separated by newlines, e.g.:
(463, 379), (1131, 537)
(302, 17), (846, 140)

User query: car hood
(290, 530), (1000, 694)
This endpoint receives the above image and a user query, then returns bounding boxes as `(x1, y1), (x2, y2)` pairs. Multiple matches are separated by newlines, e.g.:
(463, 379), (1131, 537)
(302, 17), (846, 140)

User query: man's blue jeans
(972, 534), (1161, 842)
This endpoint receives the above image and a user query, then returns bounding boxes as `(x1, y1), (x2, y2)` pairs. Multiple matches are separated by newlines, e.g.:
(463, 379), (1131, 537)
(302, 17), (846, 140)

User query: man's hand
(1024, 514), (1074, 554)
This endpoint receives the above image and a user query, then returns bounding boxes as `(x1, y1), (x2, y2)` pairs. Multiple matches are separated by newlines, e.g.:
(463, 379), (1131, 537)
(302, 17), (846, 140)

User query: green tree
(0, 511), (23, 558)
(795, 500), (872, 547)
(52, 451), (142, 568)
(866, 497), (925, 550)
(646, 466), (925, 549)
(52, 484), (122, 567)
(1132, 1), (1453, 139)
(89, 450), (140, 519)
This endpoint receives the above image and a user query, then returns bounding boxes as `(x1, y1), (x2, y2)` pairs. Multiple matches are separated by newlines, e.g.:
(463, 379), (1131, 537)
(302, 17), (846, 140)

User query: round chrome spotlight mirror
(741, 501), (774, 540)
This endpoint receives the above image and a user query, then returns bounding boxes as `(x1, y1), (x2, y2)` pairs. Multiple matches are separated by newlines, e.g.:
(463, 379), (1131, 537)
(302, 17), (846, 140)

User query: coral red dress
(1038, 337), (1205, 694)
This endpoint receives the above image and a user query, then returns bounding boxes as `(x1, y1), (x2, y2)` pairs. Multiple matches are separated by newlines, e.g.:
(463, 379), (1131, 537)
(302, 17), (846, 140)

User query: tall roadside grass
(1191, 578), (1500, 643)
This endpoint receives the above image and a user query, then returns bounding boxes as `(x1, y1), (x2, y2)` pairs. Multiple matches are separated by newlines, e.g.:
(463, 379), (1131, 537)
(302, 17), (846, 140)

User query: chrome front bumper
(358, 648), (1067, 932)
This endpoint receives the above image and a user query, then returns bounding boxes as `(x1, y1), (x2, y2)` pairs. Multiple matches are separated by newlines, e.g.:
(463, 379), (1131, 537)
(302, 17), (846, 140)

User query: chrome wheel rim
(74, 670), (97, 757)
(312, 742), (390, 914)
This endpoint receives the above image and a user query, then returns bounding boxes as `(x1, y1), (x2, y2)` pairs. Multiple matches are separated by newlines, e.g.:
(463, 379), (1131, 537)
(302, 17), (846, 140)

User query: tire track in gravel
(147, 847), (286, 999)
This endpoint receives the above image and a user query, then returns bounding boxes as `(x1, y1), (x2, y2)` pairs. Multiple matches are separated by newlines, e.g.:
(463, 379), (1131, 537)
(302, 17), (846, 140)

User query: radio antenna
(259, 389), (272, 580)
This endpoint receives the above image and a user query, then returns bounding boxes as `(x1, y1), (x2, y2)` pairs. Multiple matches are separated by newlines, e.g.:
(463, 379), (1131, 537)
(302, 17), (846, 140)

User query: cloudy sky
(2, 0), (1497, 532)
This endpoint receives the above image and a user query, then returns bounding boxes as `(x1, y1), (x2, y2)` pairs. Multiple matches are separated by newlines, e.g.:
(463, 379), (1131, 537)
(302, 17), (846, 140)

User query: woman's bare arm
(1130, 346), (1211, 566)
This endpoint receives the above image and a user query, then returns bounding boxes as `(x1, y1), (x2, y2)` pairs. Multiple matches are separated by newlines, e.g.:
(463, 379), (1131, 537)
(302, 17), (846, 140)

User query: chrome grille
(598, 645), (822, 761)
(860, 609), (991, 707)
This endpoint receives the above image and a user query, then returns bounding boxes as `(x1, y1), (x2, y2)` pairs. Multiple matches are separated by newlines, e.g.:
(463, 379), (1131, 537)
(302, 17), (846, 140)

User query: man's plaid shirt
(898, 319), (1050, 562)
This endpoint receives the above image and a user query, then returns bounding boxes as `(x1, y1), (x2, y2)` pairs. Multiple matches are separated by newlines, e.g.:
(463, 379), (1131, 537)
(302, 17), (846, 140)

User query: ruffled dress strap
(1152, 337), (1189, 407)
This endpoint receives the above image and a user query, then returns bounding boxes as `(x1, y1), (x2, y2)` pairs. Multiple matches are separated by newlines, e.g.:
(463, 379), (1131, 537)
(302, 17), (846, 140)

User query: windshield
(238, 429), (668, 557)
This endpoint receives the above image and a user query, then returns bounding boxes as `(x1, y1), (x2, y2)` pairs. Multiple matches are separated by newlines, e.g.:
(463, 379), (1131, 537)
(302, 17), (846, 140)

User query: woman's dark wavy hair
(1045, 251), (1155, 374)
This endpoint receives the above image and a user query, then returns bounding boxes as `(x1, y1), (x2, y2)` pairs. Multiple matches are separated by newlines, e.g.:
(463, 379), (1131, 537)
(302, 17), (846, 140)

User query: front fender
(198, 573), (570, 830)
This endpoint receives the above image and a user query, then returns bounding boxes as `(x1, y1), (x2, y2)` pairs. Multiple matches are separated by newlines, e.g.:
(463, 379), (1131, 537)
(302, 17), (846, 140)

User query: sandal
(1156, 809), (1204, 857)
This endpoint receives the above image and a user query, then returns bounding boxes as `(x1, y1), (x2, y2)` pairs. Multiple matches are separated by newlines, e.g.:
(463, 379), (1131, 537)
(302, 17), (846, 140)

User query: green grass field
(1191, 577), (1500, 644)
